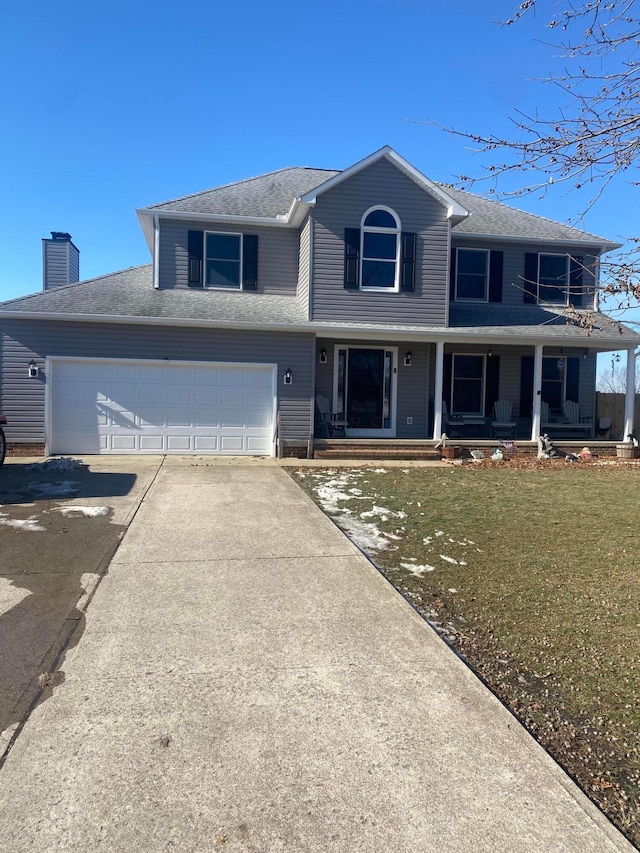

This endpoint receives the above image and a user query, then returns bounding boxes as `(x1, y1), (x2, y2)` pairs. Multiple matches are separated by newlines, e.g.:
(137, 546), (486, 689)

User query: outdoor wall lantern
(557, 359), (565, 372)
(28, 360), (38, 378)
(487, 349), (493, 358)
(582, 349), (589, 360)
(319, 348), (328, 364)
(404, 351), (413, 367)
(284, 368), (293, 385)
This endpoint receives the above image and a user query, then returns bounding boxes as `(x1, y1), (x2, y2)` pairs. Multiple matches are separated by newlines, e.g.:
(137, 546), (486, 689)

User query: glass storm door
(335, 347), (396, 436)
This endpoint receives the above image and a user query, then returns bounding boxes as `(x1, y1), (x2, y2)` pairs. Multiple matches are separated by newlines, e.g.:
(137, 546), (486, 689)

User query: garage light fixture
(403, 351), (412, 367)
(319, 348), (328, 364)
(284, 368), (293, 385)
(28, 360), (38, 378)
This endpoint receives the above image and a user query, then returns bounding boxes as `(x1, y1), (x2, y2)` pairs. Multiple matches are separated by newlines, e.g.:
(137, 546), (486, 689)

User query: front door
(334, 346), (397, 437)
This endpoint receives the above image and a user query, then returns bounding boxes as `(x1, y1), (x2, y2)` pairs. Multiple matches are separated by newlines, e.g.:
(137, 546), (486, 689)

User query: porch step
(314, 445), (441, 461)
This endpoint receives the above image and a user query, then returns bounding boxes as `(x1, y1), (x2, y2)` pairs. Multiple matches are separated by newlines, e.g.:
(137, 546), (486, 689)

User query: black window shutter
(488, 251), (503, 302)
(443, 353), (453, 410)
(400, 232), (416, 292)
(344, 228), (360, 289)
(485, 355), (500, 416)
(188, 230), (204, 287)
(520, 355), (534, 417)
(242, 234), (259, 290)
(566, 357), (580, 403)
(523, 253), (538, 303)
(569, 255), (583, 307)
(449, 248), (457, 300)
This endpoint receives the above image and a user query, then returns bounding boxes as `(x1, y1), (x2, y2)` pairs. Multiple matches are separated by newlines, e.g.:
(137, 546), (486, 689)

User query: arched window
(360, 207), (401, 290)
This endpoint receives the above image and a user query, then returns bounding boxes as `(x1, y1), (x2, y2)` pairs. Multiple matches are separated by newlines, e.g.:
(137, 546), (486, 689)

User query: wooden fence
(595, 393), (640, 440)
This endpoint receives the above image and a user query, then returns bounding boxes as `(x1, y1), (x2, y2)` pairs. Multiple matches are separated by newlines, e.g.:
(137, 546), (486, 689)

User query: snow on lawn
(360, 505), (407, 521)
(25, 458), (86, 472)
(26, 481), (80, 498)
(400, 562), (436, 576)
(56, 506), (110, 518)
(335, 516), (391, 551)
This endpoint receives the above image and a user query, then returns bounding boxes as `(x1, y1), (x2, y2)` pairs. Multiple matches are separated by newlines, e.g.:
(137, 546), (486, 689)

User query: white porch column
(623, 347), (636, 441)
(433, 341), (445, 440)
(530, 344), (544, 440)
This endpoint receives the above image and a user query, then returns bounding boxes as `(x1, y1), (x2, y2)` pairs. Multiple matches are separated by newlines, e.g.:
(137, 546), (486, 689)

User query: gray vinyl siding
(159, 218), (300, 295)
(315, 339), (431, 439)
(311, 158), (449, 325)
(1, 320), (314, 444)
(451, 239), (597, 310)
(42, 239), (80, 290)
(297, 214), (311, 315)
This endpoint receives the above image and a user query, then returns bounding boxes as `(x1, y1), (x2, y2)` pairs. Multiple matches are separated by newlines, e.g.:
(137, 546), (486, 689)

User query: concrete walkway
(0, 458), (632, 852)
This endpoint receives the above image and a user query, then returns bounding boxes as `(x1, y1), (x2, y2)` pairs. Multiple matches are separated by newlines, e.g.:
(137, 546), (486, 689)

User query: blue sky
(1, 0), (638, 373)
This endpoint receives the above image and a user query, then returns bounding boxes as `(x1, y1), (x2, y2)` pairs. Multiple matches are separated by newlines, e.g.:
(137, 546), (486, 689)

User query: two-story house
(0, 146), (638, 458)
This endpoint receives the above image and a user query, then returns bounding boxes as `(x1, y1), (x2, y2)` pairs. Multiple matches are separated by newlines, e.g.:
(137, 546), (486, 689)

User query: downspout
(153, 215), (160, 290)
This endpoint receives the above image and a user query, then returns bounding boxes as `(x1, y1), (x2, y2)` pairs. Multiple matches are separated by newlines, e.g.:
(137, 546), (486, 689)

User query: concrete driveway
(0, 456), (161, 751)
(0, 457), (633, 852)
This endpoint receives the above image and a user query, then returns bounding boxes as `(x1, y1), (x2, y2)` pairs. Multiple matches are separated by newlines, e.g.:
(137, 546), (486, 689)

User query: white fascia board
(137, 211), (155, 252)
(2, 310), (637, 346)
(453, 231), (622, 252)
(298, 146), (469, 221)
(136, 208), (296, 229)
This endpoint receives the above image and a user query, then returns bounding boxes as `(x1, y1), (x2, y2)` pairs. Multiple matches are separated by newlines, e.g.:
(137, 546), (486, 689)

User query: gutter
(453, 232), (622, 252)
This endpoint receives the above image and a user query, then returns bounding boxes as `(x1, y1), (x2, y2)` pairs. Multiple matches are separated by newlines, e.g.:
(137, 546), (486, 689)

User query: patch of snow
(400, 562), (436, 576)
(26, 481), (80, 498)
(348, 488), (363, 495)
(372, 468), (387, 473)
(440, 555), (458, 564)
(57, 506), (110, 518)
(459, 561), (468, 566)
(448, 588), (458, 594)
(435, 531), (445, 537)
(423, 536), (433, 544)
(360, 505), (406, 521)
(0, 515), (45, 532)
(25, 457), (86, 472)
(334, 516), (390, 552)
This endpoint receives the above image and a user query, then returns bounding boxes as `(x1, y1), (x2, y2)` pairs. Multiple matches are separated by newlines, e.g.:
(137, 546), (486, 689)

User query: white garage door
(48, 358), (277, 456)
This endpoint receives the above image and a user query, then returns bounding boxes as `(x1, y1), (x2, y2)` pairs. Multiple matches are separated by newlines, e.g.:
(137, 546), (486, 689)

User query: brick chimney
(42, 232), (80, 290)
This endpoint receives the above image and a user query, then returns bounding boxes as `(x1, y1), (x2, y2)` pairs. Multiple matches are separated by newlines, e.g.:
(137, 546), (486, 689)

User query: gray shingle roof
(446, 187), (613, 245)
(0, 266), (308, 327)
(1, 265), (636, 343)
(448, 303), (638, 341)
(145, 161), (615, 245)
(149, 168), (339, 218)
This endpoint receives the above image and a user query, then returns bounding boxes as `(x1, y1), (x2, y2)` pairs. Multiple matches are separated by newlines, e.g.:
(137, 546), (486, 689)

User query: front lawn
(294, 462), (640, 846)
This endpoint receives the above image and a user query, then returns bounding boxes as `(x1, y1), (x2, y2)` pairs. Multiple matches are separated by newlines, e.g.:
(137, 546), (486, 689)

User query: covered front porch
(313, 338), (637, 445)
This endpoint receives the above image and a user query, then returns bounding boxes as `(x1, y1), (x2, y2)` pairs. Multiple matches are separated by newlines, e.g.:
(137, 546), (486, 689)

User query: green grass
(296, 464), (640, 842)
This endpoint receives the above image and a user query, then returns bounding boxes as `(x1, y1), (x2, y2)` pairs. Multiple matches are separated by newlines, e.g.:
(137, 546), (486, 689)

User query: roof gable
(298, 146), (468, 222)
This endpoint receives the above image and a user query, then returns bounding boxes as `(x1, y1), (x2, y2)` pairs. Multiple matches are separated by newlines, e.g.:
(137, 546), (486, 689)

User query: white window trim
(205, 231), (244, 290)
(455, 247), (489, 302)
(537, 252), (570, 306)
(359, 205), (401, 292)
(332, 344), (398, 437)
(451, 353), (486, 416)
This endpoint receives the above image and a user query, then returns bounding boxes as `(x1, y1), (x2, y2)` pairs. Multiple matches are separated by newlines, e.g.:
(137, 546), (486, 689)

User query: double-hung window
(360, 207), (401, 290)
(537, 254), (569, 304)
(456, 248), (489, 300)
(186, 230), (258, 290)
(451, 354), (485, 415)
(206, 232), (242, 288)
